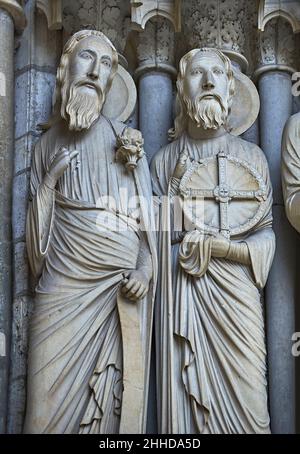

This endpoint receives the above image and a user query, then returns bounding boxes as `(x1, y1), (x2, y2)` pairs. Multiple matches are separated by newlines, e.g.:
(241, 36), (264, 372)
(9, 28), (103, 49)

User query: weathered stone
(265, 205), (298, 434)
(0, 7), (15, 435)
(139, 72), (174, 161)
(15, 69), (56, 139)
(14, 133), (38, 176)
(15, 6), (61, 72)
(12, 171), (30, 241)
(8, 0), (62, 434)
(259, 71), (293, 205)
(7, 295), (33, 434)
(259, 69), (295, 434)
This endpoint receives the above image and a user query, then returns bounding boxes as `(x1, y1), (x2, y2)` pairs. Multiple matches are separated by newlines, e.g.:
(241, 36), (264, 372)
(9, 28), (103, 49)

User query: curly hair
(169, 48), (235, 140)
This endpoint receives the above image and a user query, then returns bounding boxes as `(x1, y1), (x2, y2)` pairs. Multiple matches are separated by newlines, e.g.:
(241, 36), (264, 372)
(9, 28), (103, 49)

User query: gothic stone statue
(151, 48), (275, 434)
(282, 112), (300, 233)
(24, 30), (156, 434)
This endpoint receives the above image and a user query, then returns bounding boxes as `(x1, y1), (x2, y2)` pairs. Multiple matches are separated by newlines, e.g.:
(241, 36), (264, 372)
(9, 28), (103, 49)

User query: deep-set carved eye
(102, 59), (111, 68)
(80, 51), (93, 60)
(191, 69), (203, 76)
(213, 68), (224, 75)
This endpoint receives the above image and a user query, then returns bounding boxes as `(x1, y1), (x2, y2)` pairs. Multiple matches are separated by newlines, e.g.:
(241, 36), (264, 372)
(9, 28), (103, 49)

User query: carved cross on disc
(179, 150), (268, 239)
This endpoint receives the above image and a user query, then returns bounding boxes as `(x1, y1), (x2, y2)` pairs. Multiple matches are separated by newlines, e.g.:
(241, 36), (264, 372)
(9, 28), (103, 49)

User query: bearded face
(58, 35), (116, 131)
(183, 92), (229, 130)
(61, 77), (105, 131)
(183, 52), (232, 131)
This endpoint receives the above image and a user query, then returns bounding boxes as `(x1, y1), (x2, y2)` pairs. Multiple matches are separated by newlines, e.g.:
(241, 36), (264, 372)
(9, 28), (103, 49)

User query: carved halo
(102, 64), (137, 123)
(228, 69), (260, 137)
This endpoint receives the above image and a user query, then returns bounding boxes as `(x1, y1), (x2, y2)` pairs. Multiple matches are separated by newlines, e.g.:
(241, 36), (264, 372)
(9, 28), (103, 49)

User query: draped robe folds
(282, 112), (300, 233)
(24, 116), (157, 434)
(151, 132), (276, 434)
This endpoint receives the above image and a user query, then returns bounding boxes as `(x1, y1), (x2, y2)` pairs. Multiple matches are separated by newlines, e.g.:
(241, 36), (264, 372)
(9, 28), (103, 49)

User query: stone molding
(131, 0), (181, 32)
(0, 0), (26, 30)
(258, 0), (300, 34)
(36, 0), (62, 30)
(253, 64), (297, 82)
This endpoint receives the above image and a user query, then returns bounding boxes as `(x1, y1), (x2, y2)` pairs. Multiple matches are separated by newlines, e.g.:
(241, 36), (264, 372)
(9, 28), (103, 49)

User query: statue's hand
(47, 147), (79, 185)
(211, 235), (230, 258)
(121, 269), (150, 302)
(173, 148), (190, 180)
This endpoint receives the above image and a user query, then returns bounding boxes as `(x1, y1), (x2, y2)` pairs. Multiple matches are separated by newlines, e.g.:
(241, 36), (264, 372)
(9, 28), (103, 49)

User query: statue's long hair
(169, 48), (236, 140)
(42, 30), (118, 130)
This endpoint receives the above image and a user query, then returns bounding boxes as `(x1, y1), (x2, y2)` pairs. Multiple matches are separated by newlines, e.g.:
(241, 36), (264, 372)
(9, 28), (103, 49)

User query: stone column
(253, 16), (299, 434)
(241, 119), (260, 146)
(135, 18), (176, 163)
(7, 0), (61, 433)
(133, 18), (176, 432)
(0, 0), (25, 434)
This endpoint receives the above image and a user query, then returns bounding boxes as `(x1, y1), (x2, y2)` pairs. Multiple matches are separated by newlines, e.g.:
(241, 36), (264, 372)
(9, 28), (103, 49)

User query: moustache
(72, 79), (103, 96)
(196, 93), (224, 105)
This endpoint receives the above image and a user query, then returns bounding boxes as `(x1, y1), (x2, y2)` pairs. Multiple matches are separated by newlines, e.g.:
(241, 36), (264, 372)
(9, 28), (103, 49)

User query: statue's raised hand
(173, 148), (190, 180)
(47, 147), (79, 185)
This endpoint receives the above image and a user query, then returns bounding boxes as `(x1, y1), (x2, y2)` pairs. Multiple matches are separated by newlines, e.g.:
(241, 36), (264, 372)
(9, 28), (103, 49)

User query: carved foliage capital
(182, 0), (254, 60)
(255, 16), (299, 74)
(62, 1), (129, 55)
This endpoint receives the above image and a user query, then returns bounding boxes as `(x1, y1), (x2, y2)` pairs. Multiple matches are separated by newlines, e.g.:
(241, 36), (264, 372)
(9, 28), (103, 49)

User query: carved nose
(202, 80), (215, 90)
(88, 59), (100, 80)
(88, 69), (99, 81)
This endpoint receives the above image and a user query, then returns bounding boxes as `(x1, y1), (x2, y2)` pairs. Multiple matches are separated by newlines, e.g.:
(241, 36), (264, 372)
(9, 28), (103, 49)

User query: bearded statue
(23, 30), (156, 434)
(151, 48), (275, 434)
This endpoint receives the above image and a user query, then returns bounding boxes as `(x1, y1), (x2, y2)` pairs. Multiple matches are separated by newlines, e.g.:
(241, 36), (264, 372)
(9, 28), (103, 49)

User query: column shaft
(0, 7), (14, 434)
(259, 70), (296, 434)
(139, 71), (174, 162)
(242, 118), (260, 145)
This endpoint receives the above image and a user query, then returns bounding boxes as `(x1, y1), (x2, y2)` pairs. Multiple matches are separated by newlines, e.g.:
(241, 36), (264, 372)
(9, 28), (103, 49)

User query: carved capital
(36, 0), (62, 30)
(135, 17), (176, 78)
(0, 0), (26, 30)
(258, 0), (300, 34)
(131, 0), (181, 32)
(253, 16), (299, 79)
(62, 1), (129, 55)
(181, 0), (257, 73)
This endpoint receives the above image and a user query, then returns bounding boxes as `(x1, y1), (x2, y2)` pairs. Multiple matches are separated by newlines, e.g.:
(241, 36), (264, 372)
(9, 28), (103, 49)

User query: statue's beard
(61, 79), (105, 131)
(184, 94), (229, 130)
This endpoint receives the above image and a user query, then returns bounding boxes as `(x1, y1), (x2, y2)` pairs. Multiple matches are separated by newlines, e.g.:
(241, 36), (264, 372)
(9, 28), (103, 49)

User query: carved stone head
(53, 30), (118, 131)
(171, 48), (236, 139)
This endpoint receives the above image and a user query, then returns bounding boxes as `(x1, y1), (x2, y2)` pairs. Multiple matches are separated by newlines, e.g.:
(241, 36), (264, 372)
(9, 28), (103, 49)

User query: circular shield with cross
(178, 150), (268, 239)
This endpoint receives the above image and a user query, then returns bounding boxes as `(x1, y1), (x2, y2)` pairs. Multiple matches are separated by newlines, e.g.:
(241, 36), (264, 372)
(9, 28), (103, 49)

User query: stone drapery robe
(151, 132), (275, 434)
(282, 112), (300, 233)
(24, 116), (156, 434)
